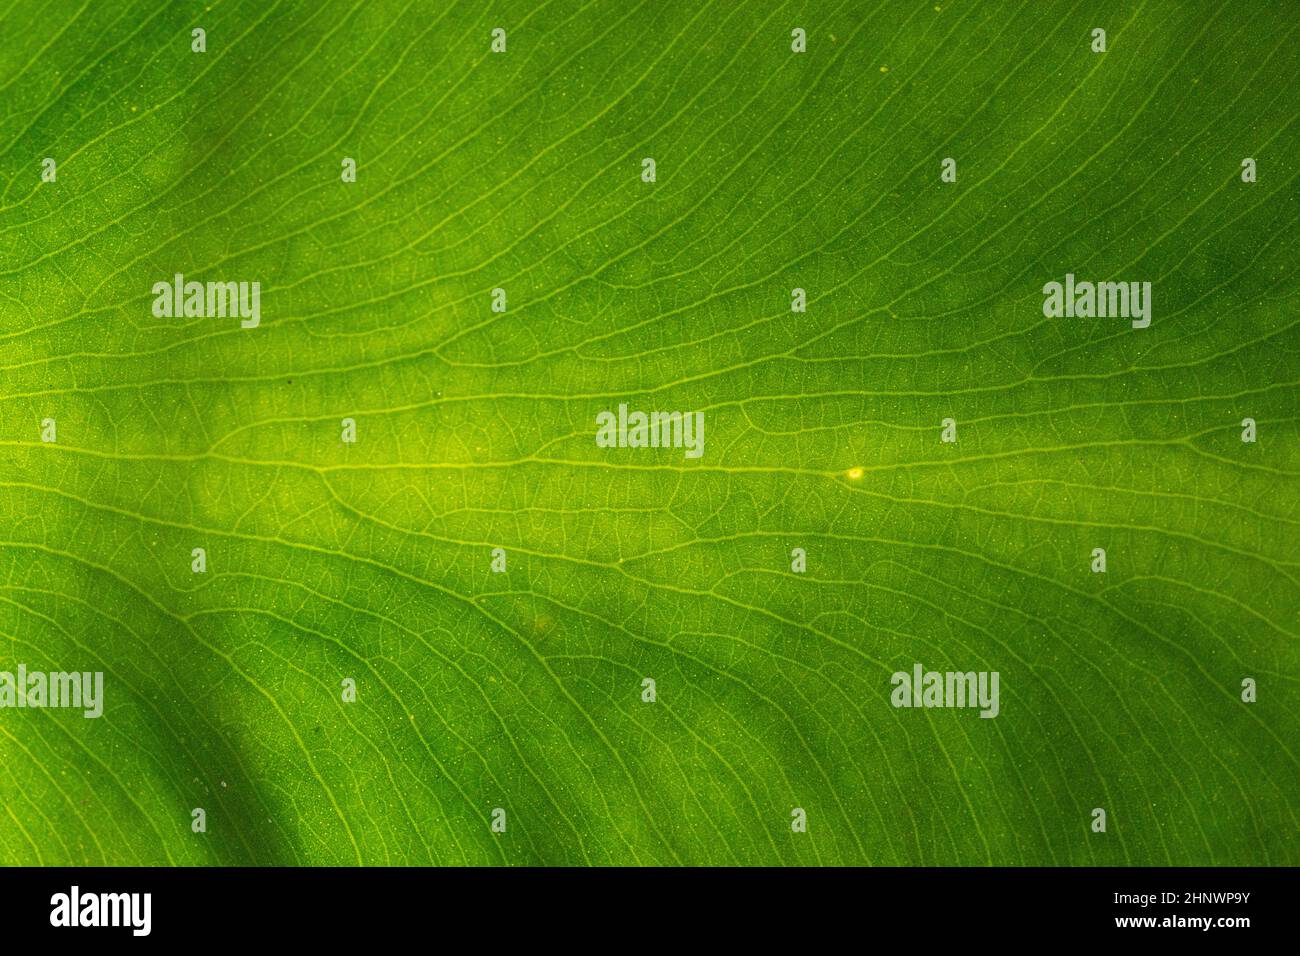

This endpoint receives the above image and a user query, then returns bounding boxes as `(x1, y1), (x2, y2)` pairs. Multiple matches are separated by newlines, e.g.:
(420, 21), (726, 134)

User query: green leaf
(0, 0), (1296, 866)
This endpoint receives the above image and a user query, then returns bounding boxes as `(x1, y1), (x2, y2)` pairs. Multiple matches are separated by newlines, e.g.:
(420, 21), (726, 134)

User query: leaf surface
(0, 0), (1296, 865)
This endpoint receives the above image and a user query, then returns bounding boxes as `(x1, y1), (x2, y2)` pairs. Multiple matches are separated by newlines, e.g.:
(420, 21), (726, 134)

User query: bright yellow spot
(847, 467), (864, 480)
(880, 65), (889, 73)
(934, 5), (942, 11)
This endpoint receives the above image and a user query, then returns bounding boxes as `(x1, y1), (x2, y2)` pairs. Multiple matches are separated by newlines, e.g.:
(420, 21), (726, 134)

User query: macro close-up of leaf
(0, 0), (1296, 868)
